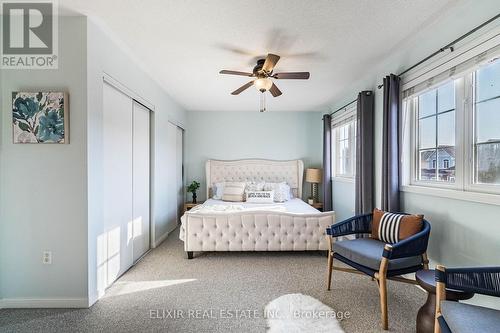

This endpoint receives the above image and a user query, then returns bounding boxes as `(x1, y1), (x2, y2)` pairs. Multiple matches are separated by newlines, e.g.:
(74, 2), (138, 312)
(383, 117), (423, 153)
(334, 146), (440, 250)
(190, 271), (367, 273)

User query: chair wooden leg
(422, 252), (430, 270)
(378, 248), (390, 330)
(435, 265), (446, 333)
(326, 236), (333, 291)
(327, 250), (333, 291)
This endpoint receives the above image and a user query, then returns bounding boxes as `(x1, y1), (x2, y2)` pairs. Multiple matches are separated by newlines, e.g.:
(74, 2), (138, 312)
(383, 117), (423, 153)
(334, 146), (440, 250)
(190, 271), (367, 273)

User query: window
(404, 56), (500, 195)
(331, 106), (356, 179)
(416, 81), (456, 183)
(474, 59), (500, 185)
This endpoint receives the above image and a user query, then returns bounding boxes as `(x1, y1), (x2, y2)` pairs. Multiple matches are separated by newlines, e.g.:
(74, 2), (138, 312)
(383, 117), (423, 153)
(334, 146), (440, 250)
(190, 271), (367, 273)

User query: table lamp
(305, 168), (322, 203)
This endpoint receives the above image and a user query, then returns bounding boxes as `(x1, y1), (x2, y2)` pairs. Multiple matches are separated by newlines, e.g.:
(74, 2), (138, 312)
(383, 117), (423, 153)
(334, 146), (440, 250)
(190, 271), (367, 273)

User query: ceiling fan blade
(231, 81), (255, 95)
(219, 70), (254, 77)
(273, 72), (310, 79)
(269, 83), (282, 97)
(262, 53), (280, 73)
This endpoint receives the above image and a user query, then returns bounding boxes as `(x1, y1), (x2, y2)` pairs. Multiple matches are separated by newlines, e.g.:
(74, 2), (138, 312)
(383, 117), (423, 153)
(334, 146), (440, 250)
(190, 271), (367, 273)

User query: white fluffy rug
(265, 293), (345, 333)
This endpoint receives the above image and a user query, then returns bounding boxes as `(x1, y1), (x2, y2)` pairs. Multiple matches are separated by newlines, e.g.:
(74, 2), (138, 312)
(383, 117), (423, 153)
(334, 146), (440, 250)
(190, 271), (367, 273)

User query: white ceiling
(60, 0), (458, 112)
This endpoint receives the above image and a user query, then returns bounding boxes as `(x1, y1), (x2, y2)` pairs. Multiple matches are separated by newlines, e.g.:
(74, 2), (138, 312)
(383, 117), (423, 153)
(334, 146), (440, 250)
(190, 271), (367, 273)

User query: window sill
(400, 185), (500, 206)
(332, 177), (354, 184)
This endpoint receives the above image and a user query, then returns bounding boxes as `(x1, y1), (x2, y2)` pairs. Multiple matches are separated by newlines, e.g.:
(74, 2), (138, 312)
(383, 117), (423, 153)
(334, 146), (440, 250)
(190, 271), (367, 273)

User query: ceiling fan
(219, 53), (310, 111)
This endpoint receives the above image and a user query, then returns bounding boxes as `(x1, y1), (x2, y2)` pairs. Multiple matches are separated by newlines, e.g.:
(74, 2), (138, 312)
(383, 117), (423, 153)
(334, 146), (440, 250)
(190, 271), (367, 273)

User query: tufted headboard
(206, 159), (304, 199)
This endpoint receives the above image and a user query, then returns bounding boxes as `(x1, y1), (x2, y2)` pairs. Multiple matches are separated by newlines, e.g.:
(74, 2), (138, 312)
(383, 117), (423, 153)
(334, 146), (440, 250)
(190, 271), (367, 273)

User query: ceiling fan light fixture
(254, 77), (273, 92)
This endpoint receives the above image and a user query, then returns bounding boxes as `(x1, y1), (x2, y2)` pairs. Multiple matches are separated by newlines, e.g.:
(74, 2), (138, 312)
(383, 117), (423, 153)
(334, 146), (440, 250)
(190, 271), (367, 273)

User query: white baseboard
(0, 297), (88, 309)
(153, 230), (170, 248)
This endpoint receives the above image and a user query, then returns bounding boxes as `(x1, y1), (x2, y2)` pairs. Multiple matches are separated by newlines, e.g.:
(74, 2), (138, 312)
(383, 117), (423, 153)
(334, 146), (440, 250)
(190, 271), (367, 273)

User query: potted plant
(187, 181), (200, 204)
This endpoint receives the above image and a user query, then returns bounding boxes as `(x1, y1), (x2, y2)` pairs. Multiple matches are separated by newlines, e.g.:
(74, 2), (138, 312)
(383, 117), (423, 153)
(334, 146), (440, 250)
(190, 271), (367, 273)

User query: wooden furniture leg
(376, 245), (390, 330)
(422, 252), (429, 270)
(327, 236), (333, 291)
(187, 251), (193, 259)
(434, 265), (446, 333)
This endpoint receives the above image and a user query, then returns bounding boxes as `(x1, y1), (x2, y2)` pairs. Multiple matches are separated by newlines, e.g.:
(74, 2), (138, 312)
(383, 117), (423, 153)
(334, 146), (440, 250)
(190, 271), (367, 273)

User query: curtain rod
(377, 13), (500, 89)
(328, 99), (357, 116)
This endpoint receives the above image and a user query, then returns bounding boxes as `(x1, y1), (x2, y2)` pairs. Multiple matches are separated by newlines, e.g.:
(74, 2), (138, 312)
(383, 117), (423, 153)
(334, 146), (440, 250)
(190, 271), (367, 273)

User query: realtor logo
(1, 0), (58, 69)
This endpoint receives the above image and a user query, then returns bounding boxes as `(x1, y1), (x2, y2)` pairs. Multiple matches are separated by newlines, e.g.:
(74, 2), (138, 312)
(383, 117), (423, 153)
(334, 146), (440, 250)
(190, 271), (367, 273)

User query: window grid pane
(474, 60), (500, 185)
(416, 82), (456, 183)
(332, 120), (356, 178)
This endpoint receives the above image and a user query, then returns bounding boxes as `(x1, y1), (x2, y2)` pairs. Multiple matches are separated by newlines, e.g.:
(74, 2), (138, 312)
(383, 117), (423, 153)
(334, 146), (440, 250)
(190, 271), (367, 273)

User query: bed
(179, 159), (335, 258)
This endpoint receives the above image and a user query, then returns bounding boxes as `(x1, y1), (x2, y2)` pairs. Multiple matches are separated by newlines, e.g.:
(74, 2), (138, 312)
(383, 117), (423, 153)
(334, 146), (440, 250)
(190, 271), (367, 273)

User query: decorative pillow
(222, 182), (246, 202)
(212, 182), (224, 199)
(246, 191), (274, 203)
(263, 182), (291, 202)
(371, 208), (423, 244)
(245, 181), (265, 192)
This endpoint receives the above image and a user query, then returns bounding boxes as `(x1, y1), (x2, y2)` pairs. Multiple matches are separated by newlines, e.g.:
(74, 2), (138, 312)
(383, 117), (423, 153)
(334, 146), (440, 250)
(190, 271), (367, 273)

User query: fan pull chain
(260, 92), (266, 112)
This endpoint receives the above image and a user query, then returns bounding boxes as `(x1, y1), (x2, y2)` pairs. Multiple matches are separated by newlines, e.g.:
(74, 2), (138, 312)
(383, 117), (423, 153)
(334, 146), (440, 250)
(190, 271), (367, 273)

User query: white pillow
(263, 182), (291, 202)
(246, 191), (274, 203)
(212, 182), (224, 199)
(222, 182), (246, 202)
(245, 181), (265, 192)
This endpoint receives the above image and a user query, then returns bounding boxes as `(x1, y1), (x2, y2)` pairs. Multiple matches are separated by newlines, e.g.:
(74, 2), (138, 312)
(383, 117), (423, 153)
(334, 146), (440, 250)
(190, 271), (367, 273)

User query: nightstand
(311, 202), (323, 212)
(183, 202), (203, 214)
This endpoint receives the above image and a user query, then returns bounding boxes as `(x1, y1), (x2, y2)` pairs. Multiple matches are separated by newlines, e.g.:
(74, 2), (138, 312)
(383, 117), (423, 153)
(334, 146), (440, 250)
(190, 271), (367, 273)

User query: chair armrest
(436, 266), (500, 297)
(326, 213), (372, 238)
(383, 220), (431, 260)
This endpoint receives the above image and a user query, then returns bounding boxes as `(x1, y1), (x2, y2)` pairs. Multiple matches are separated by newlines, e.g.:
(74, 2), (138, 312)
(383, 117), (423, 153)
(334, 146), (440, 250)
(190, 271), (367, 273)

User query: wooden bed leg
(187, 251), (193, 259)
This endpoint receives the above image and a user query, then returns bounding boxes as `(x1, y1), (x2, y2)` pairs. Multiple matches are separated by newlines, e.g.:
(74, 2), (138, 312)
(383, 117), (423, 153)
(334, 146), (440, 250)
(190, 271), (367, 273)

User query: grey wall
(86, 19), (187, 304)
(329, 0), (500, 309)
(0, 17), (88, 305)
(185, 111), (322, 202)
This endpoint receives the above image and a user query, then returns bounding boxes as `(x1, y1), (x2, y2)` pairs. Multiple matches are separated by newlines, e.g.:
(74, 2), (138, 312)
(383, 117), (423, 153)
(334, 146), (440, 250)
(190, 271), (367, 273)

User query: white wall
(0, 17), (88, 306)
(86, 18), (187, 304)
(185, 111), (322, 202)
(330, 0), (500, 306)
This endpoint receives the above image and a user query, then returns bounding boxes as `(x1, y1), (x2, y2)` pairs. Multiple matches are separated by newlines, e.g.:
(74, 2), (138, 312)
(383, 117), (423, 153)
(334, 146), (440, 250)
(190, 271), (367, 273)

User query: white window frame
(407, 78), (465, 191)
(464, 70), (500, 195)
(403, 60), (500, 200)
(331, 104), (357, 181)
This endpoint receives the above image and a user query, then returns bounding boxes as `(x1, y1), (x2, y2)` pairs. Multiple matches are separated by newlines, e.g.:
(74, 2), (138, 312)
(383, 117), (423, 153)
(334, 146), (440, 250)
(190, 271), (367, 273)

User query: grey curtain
(355, 91), (374, 215)
(322, 114), (333, 211)
(381, 74), (401, 212)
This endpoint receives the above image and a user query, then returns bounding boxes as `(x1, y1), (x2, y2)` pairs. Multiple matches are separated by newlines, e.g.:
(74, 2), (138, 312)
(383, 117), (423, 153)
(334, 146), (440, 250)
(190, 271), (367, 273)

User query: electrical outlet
(42, 251), (52, 264)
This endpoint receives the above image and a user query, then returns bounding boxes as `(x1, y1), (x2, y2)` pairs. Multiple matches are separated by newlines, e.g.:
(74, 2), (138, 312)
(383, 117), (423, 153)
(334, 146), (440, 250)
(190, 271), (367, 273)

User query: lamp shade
(305, 168), (322, 183)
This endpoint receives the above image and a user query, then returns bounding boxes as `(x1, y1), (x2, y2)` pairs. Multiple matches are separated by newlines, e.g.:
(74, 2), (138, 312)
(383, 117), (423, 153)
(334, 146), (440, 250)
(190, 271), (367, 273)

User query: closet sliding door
(132, 102), (150, 262)
(103, 82), (152, 289)
(103, 82), (134, 287)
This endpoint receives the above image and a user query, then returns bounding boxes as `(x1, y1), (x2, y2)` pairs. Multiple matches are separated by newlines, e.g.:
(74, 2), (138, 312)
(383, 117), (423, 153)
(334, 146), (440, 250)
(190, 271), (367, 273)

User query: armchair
(435, 265), (500, 333)
(326, 213), (431, 330)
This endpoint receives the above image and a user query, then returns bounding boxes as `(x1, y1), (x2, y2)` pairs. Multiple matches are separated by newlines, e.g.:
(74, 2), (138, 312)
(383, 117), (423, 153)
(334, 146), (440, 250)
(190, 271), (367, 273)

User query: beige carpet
(0, 228), (426, 332)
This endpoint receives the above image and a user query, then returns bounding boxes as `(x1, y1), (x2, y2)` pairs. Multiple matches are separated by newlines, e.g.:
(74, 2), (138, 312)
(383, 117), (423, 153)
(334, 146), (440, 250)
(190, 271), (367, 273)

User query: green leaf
(18, 122), (30, 132)
(34, 125), (39, 135)
(36, 92), (42, 101)
(58, 108), (64, 119)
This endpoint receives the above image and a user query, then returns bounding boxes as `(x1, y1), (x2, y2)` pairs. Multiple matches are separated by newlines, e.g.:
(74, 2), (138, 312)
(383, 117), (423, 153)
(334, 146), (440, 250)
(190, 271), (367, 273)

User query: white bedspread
(179, 198), (319, 241)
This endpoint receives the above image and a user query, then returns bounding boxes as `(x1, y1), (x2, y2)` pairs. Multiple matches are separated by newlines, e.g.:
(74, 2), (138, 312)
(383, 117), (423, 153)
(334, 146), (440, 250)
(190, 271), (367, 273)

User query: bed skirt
(181, 211), (335, 253)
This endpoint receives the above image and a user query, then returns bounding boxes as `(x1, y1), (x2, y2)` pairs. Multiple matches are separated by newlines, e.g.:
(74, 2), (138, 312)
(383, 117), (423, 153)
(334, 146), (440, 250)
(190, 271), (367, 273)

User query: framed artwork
(12, 92), (69, 144)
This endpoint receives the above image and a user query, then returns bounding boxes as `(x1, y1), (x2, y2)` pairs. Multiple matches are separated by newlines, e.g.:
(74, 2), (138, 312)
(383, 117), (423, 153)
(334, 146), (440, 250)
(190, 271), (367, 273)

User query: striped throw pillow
(222, 182), (246, 202)
(371, 208), (423, 244)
